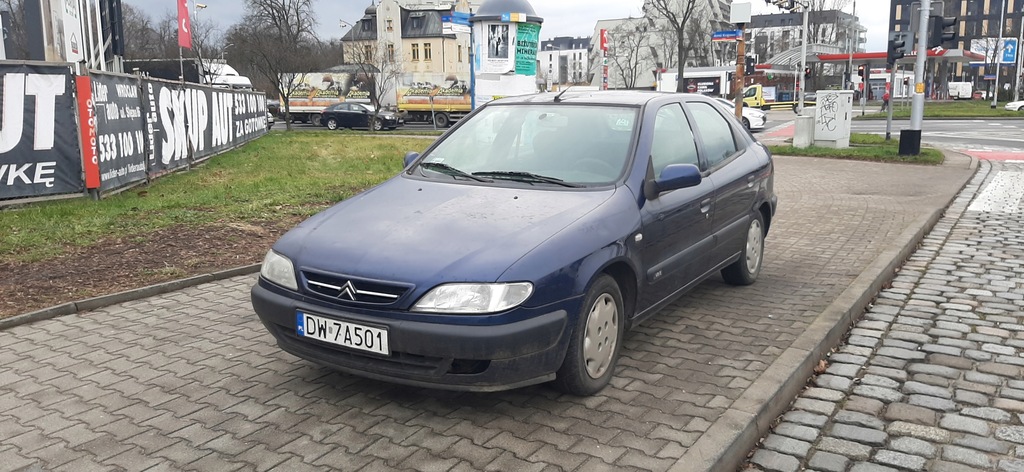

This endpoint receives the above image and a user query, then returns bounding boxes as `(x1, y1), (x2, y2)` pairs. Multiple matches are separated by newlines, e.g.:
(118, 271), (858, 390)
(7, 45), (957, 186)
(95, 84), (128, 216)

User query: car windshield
(415, 104), (638, 186)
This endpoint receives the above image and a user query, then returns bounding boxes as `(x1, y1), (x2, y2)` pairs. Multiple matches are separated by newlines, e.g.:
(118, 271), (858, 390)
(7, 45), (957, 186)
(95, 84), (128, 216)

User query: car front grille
(301, 271), (410, 306)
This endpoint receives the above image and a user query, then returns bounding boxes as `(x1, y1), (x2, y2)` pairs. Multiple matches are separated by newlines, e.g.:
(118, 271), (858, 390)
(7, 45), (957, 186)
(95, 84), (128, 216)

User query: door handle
(700, 198), (712, 214)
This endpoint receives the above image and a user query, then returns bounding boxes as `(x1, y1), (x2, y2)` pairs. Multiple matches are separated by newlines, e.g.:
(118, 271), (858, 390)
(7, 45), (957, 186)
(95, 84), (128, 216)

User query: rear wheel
(325, 118), (339, 130)
(721, 211), (765, 286)
(553, 274), (624, 396)
(433, 113), (450, 128)
(310, 113), (322, 126)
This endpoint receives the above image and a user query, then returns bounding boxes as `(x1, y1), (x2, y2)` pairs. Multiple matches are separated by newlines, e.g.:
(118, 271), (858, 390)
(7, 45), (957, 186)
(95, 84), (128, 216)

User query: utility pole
(992, 0), (1007, 108)
(735, 25), (746, 119)
(901, 0), (930, 155)
(797, 2), (809, 113)
(846, 0), (856, 90)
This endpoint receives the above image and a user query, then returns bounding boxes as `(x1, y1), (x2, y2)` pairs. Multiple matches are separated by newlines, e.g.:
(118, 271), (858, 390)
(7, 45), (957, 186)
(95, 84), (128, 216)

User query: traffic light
(745, 56), (755, 75)
(928, 16), (957, 48)
(887, 32), (906, 66)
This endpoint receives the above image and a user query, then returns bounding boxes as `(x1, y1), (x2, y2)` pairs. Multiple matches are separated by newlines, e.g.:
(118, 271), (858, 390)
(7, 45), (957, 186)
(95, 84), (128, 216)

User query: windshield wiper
(472, 171), (582, 188)
(418, 162), (491, 182)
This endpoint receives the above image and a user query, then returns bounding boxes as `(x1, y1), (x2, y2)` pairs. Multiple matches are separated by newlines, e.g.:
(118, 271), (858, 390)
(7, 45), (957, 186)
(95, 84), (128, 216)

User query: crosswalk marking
(967, 171), (1024, 213)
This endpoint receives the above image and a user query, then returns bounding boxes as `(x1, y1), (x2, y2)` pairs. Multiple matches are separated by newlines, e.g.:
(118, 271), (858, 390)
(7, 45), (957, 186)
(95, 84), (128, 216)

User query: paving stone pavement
(0, 156), (972, 472)
(746, 159), (1024, 472)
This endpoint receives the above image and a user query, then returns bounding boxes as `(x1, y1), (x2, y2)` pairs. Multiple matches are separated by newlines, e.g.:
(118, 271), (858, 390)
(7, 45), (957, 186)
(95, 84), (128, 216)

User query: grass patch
(767, 133), (944, 165)
(0, 132), (431, 263)
(856, 99), (1024, 119)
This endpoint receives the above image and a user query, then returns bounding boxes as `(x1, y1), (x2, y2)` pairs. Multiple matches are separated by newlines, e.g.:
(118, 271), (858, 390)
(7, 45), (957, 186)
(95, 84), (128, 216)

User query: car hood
(278, 176), (615, 284)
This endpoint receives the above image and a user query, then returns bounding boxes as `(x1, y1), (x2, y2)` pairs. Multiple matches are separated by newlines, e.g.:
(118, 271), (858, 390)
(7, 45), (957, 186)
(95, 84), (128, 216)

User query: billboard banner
(683, 77), (721, 95)
(91, 73), (147, 191)
(481, 23), (515, 73)
(396, 73), (471, 112)
(143, 78), (267, 175)
(285, 72), (372, 108)
(0, 62), (83, 200)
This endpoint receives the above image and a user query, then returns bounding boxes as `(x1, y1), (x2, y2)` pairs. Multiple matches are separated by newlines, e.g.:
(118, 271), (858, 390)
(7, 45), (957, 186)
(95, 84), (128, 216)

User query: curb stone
(0, 264), (260, 331)
(670, 151), (979, 472)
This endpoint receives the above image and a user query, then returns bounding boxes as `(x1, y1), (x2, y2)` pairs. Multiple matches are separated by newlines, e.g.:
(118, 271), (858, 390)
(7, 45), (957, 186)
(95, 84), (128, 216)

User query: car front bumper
(251, 281), (571, 391)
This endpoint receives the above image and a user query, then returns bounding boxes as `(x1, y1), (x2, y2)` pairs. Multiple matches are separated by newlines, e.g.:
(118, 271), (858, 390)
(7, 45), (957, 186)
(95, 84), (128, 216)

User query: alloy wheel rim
(746, 219), (763, 274)
(583, 293), (618, 379)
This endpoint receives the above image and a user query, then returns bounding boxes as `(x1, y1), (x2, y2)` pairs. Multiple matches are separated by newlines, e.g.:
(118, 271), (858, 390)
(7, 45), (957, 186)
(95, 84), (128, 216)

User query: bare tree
(0, 0), (28, 59)
(225, 0), (325, 131)
(121, 4), (163, 59)
(644, 0), (701, 92)
(606, 20), (650, 89)
(646, 17), (678, 73)
(684, 15), (714, 67)
(342, 39), (403, 131)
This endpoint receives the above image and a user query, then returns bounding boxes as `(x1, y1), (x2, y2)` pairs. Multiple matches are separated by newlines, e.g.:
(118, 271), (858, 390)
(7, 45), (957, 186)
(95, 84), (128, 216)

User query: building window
(387, 20), (394, 32)
(424, 43), (432, 61)
(458, 45), (463, 62)
(387, 43), (395, 62)
(412, 43), (419, 61)
(411, 17), (423, 29)
(364, 45), (373, 60)
(362, 19), (372, 31)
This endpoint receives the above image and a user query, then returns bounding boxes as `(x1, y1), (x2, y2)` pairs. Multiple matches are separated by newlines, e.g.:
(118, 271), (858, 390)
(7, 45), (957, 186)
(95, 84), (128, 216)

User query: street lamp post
(992, 0), (1006, 108)
(797, 0), (809, 113)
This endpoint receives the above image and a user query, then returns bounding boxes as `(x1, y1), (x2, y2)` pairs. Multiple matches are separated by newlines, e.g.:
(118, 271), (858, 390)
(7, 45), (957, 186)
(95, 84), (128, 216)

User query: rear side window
(688, 102), (738, 168)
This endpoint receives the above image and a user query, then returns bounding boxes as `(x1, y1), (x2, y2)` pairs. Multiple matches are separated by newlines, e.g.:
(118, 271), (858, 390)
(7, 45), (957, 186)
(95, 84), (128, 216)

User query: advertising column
(470, 0), (542, 106)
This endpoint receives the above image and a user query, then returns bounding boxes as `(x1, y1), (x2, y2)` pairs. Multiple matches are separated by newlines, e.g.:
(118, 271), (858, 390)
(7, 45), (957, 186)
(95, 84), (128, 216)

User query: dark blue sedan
(251, 91), (777, 395)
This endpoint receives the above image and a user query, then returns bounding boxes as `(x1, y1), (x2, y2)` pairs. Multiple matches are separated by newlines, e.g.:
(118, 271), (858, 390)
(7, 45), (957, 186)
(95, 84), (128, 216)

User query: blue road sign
(442, 15), (471, 26)
(1003, 38), (1017, 64)
(712, 30), (742, 41)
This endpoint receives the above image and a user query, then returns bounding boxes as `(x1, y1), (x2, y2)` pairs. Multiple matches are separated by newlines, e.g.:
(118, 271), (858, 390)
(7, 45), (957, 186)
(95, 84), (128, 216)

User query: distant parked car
(267, 112), (275, 130)
(713, 97), (766, 131)
(320, 103), (403, 131)
(1005, 100), (1024, 111)
(250, 91), (777, 395)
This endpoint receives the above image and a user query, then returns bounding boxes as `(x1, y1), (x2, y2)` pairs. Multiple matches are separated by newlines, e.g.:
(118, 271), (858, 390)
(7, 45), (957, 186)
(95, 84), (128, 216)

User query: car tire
(310, 113), (322, 126)
(553, 274), (624, 396)
(721, 211), (765, 286)
(326, 118), (339, 130)
(742, 117), (751, 130)
(372, 119), (383, 131)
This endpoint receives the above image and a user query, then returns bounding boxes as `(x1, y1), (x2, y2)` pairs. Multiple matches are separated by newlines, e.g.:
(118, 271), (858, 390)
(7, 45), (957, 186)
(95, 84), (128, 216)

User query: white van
(948, 82), (973, 100)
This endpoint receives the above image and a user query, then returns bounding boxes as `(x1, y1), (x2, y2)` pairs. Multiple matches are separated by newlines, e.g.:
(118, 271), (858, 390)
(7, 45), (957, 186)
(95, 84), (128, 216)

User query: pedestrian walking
(881, 91), (890, 111)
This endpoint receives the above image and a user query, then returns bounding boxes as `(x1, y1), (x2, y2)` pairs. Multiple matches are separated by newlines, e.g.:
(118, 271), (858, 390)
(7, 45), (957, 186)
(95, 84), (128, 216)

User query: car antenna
(553, 86), (572, 102)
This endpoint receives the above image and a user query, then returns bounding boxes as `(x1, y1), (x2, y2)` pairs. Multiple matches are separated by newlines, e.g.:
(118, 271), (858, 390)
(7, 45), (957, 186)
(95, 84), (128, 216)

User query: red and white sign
(600, 29), (608, 52)
(75, 76), (100, 189)
(177, 0), (192, 49)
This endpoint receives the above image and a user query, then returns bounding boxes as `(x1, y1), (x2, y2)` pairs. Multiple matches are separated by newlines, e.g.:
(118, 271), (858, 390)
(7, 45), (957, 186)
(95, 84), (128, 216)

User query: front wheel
(372, 119), (383, 131)
(553, 274), (624, 396)
(721, 211), (765, 286)
(742, 117), (751, 130)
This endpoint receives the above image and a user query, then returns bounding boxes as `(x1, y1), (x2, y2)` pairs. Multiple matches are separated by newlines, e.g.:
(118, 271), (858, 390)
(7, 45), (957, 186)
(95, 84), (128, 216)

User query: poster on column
(514, 22), (540, 76)
(480, 22), (516, 73)
(0, 63), (83, 200)
(91, 73), (147, 192)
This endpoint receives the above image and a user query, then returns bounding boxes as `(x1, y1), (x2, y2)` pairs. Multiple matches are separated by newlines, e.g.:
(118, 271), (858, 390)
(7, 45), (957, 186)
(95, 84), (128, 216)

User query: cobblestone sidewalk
(747, 159), (1024, 472)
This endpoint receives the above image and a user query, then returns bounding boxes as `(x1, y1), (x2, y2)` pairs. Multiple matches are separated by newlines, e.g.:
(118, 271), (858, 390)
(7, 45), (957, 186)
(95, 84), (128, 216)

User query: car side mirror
(404, 151), (420, 168)
(648, 163), (701, 197)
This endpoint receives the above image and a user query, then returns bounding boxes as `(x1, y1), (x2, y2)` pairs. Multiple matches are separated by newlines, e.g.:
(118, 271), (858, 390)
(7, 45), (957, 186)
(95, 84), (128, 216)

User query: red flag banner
(178, 0), (192, 49)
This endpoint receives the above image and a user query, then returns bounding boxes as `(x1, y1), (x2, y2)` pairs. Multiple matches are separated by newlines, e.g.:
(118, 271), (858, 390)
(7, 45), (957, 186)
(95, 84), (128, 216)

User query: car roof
(491, 90), (713, 107)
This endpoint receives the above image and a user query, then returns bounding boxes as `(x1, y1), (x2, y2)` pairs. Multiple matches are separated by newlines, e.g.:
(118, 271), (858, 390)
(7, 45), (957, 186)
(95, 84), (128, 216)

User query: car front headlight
(260, 250), (298, 290)
(412, 283), (533, 314)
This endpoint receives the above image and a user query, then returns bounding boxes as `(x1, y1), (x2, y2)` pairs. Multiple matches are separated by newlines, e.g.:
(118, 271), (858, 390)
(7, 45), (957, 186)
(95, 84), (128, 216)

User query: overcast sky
(129, 0), (889, 55)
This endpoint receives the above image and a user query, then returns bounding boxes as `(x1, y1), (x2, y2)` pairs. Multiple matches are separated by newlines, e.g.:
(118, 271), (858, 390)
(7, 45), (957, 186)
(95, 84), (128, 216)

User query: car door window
(650, 104), (699, 179)
(688, 102), (738, 169)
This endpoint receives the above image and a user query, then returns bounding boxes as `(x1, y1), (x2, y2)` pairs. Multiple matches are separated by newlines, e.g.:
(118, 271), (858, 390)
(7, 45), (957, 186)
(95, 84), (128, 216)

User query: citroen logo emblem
(339, 281), (358, 300)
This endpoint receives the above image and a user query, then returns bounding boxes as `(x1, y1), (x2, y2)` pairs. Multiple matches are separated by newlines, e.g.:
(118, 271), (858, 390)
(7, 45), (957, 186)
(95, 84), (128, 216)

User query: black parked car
(320, 103), (403, 131)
